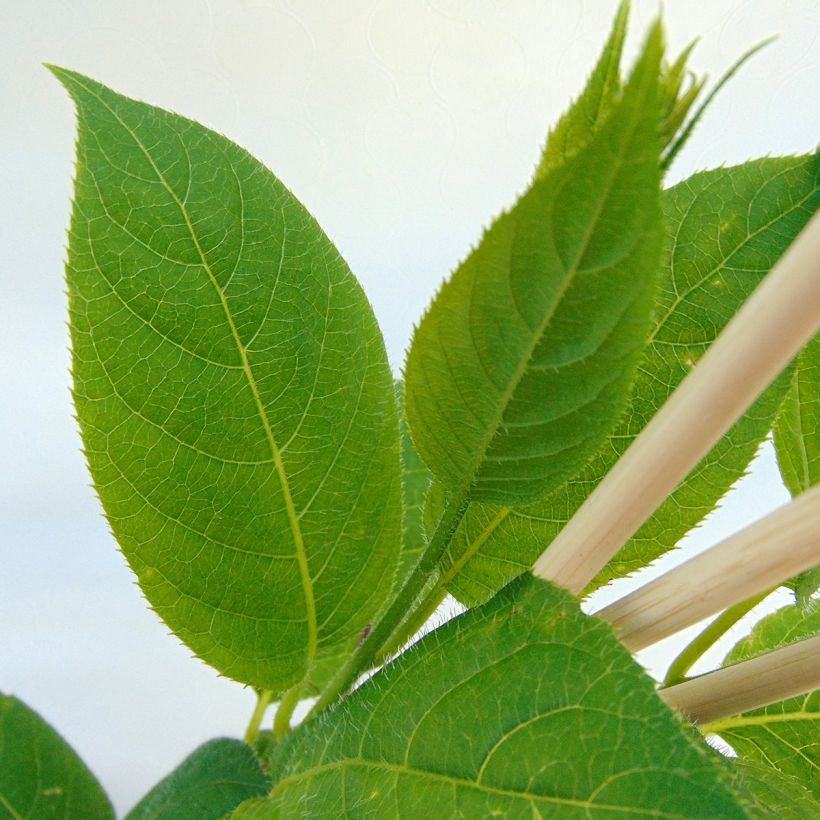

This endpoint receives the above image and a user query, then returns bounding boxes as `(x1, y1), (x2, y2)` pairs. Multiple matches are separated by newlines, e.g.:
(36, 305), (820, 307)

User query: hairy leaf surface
(0, 694), (113, 819)
(54, 68), (401, 692)
(774, 333), (820, 603)
(434, 154), (819, 606)
(405, 26), (663, 507)
(711, 604), (820, 801)
(232, 575), (744, 818)
(125, 739), (269, 819)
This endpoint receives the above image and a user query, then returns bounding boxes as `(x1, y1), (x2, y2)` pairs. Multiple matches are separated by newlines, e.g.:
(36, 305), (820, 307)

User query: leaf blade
(438, 153), (820, 606)
(55, 68), (402, 692)
(535, 0), (629, 177)
(125, 739), (269, 820)
(0, 694), (114, 820)
(405, 25), (664, 506)
(233, 576), (745, 818)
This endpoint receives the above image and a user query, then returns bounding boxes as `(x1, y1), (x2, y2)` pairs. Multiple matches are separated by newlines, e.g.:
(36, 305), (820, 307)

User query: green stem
(273, 684), (302, 742)
(662, 590), (773, 688)
(244, 689), (273, 745)
(307, 491), (470, 720)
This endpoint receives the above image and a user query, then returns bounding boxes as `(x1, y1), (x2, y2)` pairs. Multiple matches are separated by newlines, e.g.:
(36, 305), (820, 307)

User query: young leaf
(534, 0), (629, 177)
(774, 333), (820, 603)
(405, 24), (664, 507)
(0, 694), (114, 819)
(231, 575), (744, 818)
(125, 738), (269, 819)
(432, 154), (819, 607)
(53, 68), (401, 693)
(709, 604), (820, 800)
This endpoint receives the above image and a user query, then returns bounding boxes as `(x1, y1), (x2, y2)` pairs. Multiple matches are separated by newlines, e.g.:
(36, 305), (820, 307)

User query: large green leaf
(774, 333), (820, 603)
(0, 694), (113, 819)
(710, 604), (820, 801)
(231, 575), (744, 818)
(405, 25), (663, 507)
(54, 68), (401, 693)
(125, 738), (269, 819)
(434, 154), (819, 607)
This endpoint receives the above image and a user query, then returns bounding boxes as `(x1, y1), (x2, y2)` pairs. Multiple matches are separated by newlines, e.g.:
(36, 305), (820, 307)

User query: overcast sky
(1, 0), (817, 812)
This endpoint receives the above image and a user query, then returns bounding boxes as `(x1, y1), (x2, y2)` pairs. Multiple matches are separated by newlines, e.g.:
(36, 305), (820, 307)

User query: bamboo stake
(659, 635), (820, 725)
(595, 484), (820, 651)
(533, 212), (820, 594)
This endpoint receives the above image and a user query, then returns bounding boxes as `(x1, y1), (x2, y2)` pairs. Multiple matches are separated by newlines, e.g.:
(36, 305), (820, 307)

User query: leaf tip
(44, 63), (74, 88)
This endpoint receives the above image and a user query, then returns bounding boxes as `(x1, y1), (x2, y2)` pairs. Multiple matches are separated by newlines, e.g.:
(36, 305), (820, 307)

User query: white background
(1, 0), (817, 813)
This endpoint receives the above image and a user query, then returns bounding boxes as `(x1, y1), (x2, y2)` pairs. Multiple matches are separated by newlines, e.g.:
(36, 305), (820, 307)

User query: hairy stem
(377, 581), (449, 662)
(244, 689), (273, 745)
(307, 491), (470, 719)
(273, 684), (302, 741)
(662, 590), (773, 687)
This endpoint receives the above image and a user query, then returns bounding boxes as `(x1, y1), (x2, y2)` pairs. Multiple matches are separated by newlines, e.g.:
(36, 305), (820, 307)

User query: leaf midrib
(70, 75), (318, 668)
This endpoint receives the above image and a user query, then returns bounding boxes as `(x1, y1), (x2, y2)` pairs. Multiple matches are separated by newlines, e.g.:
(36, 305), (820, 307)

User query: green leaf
(434, 153), (820, 607)
(774, 333), (820, 604)
(731, 758), (819, 819)
(405, 24), (664, 507)
(709, 604), (820, 801)
(231, 575), (744, 818)
(535, 0), (629, 178)
(53, 67), (401, 693)
(774, 334), (820, 495)
(0, 693), (113, 819)
(396, 382), (432, 587)
(125, 738), (269, 819)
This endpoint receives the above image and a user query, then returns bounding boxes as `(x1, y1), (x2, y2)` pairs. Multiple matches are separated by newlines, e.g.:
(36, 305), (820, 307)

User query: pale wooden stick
(659, 635), (820, 725)
(595, 484), (820, 651)
(533, 212), (820, 594)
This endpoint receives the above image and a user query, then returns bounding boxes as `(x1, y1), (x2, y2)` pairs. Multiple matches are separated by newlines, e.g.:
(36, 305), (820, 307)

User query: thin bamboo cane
(659, 635), (820, 725)
(533, 211), (820, 594)
(595, 484), (820, 651)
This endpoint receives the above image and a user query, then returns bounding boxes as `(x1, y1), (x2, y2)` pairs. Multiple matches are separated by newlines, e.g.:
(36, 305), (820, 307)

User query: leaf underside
(0, 693), (113, 819)
(436, 153), (820, 607)
(55, 67), (402, 693)
(232, 575), (744, 818)
(405, 24), (664, 507)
